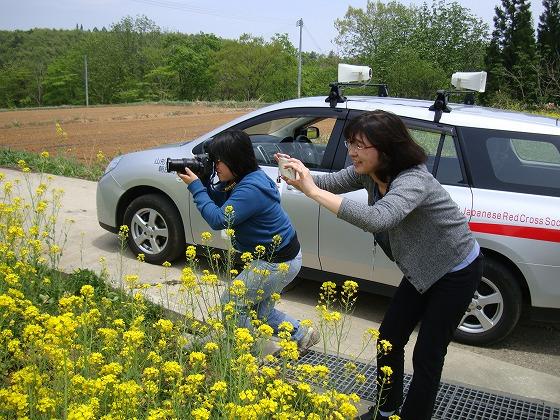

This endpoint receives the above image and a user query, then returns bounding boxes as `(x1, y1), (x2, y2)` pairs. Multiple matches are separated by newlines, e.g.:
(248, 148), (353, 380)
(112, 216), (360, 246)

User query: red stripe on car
(469, 222), (560, 243)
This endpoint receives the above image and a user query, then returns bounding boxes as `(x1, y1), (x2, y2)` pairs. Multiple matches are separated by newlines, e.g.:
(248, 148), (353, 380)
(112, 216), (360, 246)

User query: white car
(97, 71), (560, 346)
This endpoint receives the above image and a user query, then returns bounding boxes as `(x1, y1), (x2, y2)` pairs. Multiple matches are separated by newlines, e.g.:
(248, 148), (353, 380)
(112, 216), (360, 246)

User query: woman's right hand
(280, 157), (320, 197)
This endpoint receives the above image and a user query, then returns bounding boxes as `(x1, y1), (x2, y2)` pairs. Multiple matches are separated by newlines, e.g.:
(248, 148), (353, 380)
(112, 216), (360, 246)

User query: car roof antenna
(429, 90), (451, 123)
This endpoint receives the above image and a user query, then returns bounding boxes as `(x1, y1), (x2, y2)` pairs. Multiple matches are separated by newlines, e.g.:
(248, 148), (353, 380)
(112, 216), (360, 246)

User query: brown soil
(0, 104), (254, 162)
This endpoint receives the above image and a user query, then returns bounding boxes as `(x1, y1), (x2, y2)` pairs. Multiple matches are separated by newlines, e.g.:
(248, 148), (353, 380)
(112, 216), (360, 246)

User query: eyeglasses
(344, 140), (375, 151)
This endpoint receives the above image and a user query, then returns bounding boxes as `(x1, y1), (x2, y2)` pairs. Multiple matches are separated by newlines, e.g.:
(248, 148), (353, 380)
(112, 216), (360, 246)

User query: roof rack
(429, 71), (487, 123)
(325, 82), (389, 108)
(325, 63), (389, 108)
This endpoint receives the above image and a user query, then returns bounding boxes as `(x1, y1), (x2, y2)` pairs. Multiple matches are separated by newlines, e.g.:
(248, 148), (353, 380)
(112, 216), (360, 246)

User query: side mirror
(305, 126), (319, 140)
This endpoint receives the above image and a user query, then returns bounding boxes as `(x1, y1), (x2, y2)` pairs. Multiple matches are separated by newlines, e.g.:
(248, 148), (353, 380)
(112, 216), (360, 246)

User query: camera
(166, 154), (214, 182)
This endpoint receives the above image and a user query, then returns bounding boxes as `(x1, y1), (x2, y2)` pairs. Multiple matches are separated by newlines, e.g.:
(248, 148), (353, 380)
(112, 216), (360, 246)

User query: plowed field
(0, 104), (254, 162)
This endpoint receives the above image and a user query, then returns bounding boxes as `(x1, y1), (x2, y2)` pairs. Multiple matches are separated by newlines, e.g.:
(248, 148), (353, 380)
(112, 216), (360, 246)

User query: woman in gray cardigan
(278, 110), (483, 420)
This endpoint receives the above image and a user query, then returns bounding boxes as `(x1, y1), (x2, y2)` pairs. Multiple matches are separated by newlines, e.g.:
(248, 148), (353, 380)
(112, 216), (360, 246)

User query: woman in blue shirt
(178, 130), (319, 351)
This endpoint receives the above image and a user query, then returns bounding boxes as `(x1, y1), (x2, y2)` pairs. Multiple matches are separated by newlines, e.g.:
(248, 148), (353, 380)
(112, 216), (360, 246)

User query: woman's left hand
(177, 167), (199, 185)
(282, 158), (319, 197)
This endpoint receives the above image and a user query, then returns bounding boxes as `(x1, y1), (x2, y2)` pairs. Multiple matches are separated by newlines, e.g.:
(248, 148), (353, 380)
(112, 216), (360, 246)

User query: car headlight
(104, 156), (123, 175)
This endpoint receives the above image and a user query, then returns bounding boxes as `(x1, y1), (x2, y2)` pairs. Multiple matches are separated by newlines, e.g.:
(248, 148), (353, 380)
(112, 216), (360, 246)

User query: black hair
(205, 130), (259, 181)
(343, 110), (427, 183)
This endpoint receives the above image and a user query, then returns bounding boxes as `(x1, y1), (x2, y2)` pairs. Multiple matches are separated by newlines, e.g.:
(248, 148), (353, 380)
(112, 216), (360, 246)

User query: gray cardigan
(314, 164), (475, 293)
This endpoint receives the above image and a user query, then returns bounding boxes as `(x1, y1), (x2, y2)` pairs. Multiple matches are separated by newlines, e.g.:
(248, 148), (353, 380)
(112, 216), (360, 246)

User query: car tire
(123, 194), (185, 265)
(453, 258), (522, 346)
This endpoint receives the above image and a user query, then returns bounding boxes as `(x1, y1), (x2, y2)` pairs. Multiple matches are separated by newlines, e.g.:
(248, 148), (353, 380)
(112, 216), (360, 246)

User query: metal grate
(284, 350), (559, 420)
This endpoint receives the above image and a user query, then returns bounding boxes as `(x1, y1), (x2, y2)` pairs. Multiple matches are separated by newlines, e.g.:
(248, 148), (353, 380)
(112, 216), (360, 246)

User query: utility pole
(84, 55), (89, 107)
(296, 18), (303, 98)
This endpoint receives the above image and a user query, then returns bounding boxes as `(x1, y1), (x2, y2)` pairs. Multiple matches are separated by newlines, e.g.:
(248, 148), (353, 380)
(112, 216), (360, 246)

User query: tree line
(0, 0), (558, 110)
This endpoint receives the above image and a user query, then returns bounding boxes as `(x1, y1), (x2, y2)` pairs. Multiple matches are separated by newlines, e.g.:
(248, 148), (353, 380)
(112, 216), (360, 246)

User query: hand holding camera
(277, 156), (296, 180)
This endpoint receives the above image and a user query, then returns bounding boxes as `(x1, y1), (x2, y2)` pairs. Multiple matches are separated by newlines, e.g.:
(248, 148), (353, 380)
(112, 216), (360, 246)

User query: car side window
(460, 127), (560, 197)
(487, 137), (560, 191)
(243, 116), (338, 169)
(409, 128), (465, 185)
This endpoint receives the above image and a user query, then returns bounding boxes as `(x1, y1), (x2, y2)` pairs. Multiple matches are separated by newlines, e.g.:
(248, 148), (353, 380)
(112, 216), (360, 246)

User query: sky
(1, 0), (547, 54)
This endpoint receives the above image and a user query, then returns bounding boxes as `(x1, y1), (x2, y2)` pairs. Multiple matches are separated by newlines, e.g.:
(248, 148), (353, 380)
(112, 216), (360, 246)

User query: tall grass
(0, 148), (106, 181)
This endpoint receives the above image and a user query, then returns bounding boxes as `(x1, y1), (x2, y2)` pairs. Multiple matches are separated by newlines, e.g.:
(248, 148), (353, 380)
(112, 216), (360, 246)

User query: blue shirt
(188, 169), (296, 253)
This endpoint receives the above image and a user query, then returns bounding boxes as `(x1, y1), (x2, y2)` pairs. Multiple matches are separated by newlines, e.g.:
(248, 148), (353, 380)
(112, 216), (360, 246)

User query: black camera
(166, 154), (214, 182)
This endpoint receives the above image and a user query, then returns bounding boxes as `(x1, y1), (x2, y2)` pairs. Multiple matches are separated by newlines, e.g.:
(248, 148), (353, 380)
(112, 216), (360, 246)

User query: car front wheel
(123, 194), (185, 264)
(453, 258), (522, 346)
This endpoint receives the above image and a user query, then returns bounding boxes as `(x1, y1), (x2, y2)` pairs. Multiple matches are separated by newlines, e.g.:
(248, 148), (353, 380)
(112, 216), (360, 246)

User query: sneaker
(297, 326), (320, 353)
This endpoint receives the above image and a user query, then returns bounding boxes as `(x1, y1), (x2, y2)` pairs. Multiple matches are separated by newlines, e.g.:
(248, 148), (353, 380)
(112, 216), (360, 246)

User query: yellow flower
(342, 280), (359, 295)
(225, 228), (235, 237)
(96, 150), (105, 162)
(137, 253), (145, 262)
(200, 231), (212, 241)
(40, 150), (50, 158)
(154, 319), (174, 334)
(254, 244), (266, 257)
(224, 205), (234, 214)
(210, 380), (227, 393)
(191, 407), (210, 420)
(188, 351), (207, 368)
(162, 361), (183, 381)
(185, 245), (197, 260)
(36, 396), (56, 413)
(300, 319), (313, 328)
(100, 362), (123, 376)
(204, 342), (219, 352)
(229, 279), (247, 297)
(270, 292), (281, 302)
(365, 328), (380, 340)
(162, 261), (171, 267)
(239, 389), (258, 402)
(234, 328), (254, 351)
(378, 339), (392, 354)
(278, 262), (289, 272)
(380, 365), (393, 377)
(240, 251), (253, 263)
(256, 324), (274, 338)
(278, 321), (294, 333)
(88, 352), (104, 365)
(80, 285), (94, 298)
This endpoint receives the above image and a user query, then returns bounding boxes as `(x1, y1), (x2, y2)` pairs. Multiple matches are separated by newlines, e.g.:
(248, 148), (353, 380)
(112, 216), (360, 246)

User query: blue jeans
(220, 251), (305, 341)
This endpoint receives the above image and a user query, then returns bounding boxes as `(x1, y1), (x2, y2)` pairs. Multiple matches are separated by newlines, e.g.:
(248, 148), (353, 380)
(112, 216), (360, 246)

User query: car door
(189, 107), (348, 270)
(322, 112), (473, 287)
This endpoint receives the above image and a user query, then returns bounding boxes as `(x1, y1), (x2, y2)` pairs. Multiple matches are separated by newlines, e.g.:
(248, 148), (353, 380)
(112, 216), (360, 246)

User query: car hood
(147, 140), (193, 150)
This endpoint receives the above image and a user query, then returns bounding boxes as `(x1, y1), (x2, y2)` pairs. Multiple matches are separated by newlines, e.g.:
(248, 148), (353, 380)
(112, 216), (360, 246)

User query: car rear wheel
(123, 194), (185, 264)
(453, 258), (522, 346)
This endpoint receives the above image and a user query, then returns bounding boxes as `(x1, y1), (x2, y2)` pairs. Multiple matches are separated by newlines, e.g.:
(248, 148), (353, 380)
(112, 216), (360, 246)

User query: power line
(130, 0), (292, 26)
(303, 26), (327, 54)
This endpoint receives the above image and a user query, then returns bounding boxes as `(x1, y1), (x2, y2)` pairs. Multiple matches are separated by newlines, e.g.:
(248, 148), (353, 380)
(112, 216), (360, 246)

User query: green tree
(537, 0), (560, 103)
(485, 0), (539, 104)
(301, 53), (338, 97)
(167, 32), (222, 101)
(211, 34), (296, 101)
(334, 0), (488, 99)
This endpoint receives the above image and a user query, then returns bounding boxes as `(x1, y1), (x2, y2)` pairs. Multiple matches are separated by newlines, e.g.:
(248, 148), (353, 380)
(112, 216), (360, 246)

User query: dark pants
(377, 254), (483, 420)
